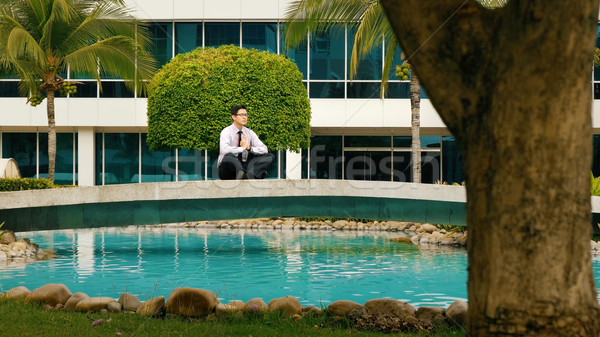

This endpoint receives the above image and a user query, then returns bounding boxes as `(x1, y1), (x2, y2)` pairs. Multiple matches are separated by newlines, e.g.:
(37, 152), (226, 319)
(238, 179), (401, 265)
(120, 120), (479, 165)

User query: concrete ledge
(0, 180), (466, 209)
(1, 180), (599, 232)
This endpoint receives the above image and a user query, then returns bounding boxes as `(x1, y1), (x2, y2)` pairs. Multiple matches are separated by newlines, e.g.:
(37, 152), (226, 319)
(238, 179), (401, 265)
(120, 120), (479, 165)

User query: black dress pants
(218, 152), (275, 180)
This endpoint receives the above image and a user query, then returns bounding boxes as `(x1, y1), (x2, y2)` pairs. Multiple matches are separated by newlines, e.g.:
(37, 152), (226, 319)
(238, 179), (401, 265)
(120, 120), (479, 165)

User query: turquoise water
(0, 227), (469, 307)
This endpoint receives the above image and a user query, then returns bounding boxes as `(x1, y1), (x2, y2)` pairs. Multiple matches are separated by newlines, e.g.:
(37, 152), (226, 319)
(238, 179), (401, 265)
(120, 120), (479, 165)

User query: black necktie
(237, 131), (243, 162)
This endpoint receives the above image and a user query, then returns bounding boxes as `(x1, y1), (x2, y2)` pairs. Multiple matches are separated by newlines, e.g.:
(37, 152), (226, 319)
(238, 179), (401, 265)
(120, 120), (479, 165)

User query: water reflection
(1, 227), (469, 307)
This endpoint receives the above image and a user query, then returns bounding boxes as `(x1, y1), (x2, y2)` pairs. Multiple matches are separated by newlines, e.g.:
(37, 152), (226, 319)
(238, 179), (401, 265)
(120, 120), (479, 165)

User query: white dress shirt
(218, 123), (268, 166)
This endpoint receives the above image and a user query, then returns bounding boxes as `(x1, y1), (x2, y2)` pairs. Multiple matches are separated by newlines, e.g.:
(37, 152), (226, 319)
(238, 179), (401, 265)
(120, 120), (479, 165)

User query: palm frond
(284, 0), (373, 51)
(6, 27), (46, 65)
(348, 3), (388, 80)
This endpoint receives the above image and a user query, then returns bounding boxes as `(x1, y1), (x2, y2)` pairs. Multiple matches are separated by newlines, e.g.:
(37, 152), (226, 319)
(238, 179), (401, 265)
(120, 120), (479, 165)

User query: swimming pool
(1, 227), (467, 307)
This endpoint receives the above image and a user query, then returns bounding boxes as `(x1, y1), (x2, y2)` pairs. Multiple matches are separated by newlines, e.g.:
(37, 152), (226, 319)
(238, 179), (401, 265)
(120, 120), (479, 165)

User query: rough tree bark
(381, 0), (600, 335)
(410, 73), (421, 183)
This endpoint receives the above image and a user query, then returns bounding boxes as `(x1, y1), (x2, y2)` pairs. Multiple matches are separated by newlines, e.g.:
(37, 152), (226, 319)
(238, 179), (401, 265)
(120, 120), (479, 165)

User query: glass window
(178, 148), (205, 181)
(148, 22), (173, 67)
(278, 151), (286, 179)
(70, 81), (97, 98)
(595, 83), (600, 100)
(345, 136), (391, 148)
(141, 133), (176, 182)
(347, 26), (382, 81)
(422, 151), (441, 184)
(100, 82), (134, 98)
(0, 81), (20, 97)
(301, 148), (308, 179)
(310, 27), (345, 80)
(309, 136), (342, 179)
(205, 22), (239, 48)
(103, 133), (139, 185)
(207, 150), (219, 180)
(2, 133), (37, 178)
(264, 150), (279, 179)
(95, 133), (102, 185)
(38, 133), (75, 185)
(242, 23), (277, 53)
(309, 82), (344, 98)
(344, 151), (392, 181)
(347, 82), (380, 99)
(386, 82), (410, 99)
(442, 136), (464, 184)
(392, 151), (412, 182)
(175, 22), (203, 55)
(420, 136), (441, 148)
(393, 136), (411, 148)
(281, 24), (307, 80)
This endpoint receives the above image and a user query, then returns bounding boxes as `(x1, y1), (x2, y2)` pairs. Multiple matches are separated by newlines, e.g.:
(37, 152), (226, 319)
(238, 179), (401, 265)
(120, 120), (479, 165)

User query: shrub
(0, 178), (53, 191)
(592, 172), (600, 196)
(146, 45), (311, 152)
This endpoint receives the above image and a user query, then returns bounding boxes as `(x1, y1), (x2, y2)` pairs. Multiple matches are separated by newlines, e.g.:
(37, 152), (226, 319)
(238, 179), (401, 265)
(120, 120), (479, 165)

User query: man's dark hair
(231, 105), (247, 116)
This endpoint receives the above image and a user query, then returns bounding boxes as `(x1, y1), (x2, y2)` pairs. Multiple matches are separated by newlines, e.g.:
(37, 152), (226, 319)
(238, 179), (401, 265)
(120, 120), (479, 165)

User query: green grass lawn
(0, 298), (466, 337)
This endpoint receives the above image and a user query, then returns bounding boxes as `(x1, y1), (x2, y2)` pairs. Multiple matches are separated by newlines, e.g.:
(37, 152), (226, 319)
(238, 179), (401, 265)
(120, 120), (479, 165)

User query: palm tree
(284, 0), (423, 183)
(0, 0), (156, 182)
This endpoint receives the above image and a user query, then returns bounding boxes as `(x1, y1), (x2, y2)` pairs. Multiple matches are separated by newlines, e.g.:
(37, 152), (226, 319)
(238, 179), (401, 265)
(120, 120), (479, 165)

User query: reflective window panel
(103, 133), (140, 185)
(344, 151), (392, 181)
(205, 22), (240, 48)
(175, 22), (203, 55)
(442, 136), (464, 184)
(347, 26), (382, 80)
(281, 24), (307, 79)
(149, 22), (174, 67)
(309, 136), (343, 179)
(242, 23), (277, 53)
(2, 133), (37, 178)
(178, 148), (205, 181)
(309, 82), (344, 98)
(310, 27), (345, 80)
(141, 133), (176, 182)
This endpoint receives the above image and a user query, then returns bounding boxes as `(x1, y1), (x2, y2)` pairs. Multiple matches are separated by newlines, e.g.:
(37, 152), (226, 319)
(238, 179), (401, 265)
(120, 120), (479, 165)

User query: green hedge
(146, 45), (311, 151)
(0, 178), (53, 191)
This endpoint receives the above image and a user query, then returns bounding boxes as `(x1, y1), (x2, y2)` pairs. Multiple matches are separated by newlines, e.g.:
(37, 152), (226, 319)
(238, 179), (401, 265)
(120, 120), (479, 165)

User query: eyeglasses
(236, 113), (248, 117)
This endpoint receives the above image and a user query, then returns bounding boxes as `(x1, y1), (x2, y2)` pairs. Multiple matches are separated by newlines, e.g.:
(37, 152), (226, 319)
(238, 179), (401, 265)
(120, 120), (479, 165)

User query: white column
(78, 127), (95, 186)
(285, 149), (302, 179)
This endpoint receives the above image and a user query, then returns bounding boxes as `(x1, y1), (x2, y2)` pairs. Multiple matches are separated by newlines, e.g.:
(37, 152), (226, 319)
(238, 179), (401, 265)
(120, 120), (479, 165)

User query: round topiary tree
(146, 45), (311, 152)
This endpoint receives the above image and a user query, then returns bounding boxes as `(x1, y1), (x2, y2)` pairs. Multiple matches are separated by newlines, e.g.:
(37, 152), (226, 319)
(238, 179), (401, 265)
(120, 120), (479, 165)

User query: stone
(100, 309), (109, 314)
(10, 242), (27, 252)
(227, 300), (245, 310)
(302, 305), (322, 316)
(419, 224), (438, 233)
(108, 301), (122, 313)
(137, 296), (165, 316)
(326, 300), (364, 316)
(5, 286), (31, 299)
(29, 283), (72, 306)
(268, 296), (302, 316)
(119, 292), (142, 311)
(165, 287), (218, 317)
(215, 303), (242, 318)
(363, 299), (416, 318)
(292, 314), (302, 321)
(0, 231), (16, 244)
(64, 292), (89, 311)
(390, 236), (413, 244)
(75, 297), (116, 312)
(446, 300), (468, 325)
(244, 298), (268, 313)
(416, 306), (445, 324)
(410, 235), (420, 245)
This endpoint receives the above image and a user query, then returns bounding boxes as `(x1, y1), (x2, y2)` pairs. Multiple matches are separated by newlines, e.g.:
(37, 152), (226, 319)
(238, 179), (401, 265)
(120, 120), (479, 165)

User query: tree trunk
(381, 0), (600, 335)
(46, 90), (56, 183)
(410, 73), (421, 183)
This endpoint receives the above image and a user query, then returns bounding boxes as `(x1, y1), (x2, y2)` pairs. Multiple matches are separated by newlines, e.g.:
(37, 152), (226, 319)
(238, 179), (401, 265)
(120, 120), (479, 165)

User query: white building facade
(1, 0), (600, 186)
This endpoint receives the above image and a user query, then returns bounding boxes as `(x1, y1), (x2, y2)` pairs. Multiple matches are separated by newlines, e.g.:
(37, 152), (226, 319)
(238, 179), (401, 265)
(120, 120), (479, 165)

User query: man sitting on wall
(218, 105), (274, 180)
